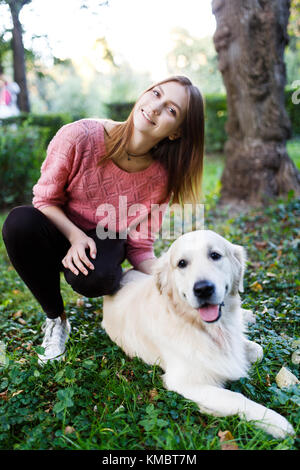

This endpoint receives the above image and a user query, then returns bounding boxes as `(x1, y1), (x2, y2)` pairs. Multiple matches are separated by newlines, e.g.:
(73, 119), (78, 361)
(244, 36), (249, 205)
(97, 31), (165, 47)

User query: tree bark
(212, 0), (300, 206)
(8, 0), (30, 112)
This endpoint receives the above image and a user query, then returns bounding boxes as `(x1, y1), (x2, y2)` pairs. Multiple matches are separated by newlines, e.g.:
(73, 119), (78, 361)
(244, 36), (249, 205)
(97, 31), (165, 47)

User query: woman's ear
(168, 128), (182, 141)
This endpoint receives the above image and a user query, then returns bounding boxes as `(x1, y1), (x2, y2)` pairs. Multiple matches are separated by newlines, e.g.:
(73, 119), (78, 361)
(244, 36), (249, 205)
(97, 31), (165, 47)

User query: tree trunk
(212, 0), (300, 206)
(8, 0), (30, 112)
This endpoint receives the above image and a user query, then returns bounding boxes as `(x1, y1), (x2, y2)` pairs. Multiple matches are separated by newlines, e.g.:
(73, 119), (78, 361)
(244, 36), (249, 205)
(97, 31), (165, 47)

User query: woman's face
(133, 81), (188, 142)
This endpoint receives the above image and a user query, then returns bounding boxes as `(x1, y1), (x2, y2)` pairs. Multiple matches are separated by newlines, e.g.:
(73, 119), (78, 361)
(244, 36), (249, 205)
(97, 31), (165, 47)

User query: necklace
(125, 149), (149, 161)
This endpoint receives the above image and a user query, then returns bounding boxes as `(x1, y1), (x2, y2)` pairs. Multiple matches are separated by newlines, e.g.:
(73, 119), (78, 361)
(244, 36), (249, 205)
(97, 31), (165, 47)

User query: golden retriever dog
(102, 230), (294, 438)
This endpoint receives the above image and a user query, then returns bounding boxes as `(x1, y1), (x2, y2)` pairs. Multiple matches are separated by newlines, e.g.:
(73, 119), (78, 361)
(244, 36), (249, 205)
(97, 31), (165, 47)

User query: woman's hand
(62, 234), (97, 276)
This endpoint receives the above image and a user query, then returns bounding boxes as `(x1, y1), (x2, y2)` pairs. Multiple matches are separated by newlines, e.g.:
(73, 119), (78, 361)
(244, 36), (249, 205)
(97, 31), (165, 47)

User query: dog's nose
(193, 280), (215, 299)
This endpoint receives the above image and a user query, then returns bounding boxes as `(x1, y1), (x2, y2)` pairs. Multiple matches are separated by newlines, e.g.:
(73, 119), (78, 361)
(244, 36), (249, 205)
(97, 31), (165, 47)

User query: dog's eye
(178, 259), (188, 268)
(210, 252), (222, 261)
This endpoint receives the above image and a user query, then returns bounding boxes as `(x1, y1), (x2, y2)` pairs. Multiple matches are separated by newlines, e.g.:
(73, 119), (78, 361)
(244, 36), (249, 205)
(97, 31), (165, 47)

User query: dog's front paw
(242, 309), (256, 324)
(245, 340), (263, 363)
(254, 408), (295, 439)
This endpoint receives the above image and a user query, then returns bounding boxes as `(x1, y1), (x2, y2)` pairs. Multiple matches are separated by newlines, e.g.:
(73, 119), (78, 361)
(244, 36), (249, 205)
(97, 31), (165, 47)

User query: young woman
(2, 75), (204, 364)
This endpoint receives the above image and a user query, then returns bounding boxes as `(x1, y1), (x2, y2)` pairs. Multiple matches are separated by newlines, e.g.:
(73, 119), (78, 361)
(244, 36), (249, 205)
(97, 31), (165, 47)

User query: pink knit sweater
(32, 119), (169, 267)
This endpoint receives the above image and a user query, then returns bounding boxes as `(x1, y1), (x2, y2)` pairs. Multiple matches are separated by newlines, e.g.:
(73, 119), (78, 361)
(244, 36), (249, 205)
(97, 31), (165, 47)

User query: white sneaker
(38, 316), (71, 365)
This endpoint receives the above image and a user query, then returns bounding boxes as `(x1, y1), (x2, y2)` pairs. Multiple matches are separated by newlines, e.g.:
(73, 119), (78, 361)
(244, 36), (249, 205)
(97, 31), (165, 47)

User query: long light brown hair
(102, 76), (205, 205)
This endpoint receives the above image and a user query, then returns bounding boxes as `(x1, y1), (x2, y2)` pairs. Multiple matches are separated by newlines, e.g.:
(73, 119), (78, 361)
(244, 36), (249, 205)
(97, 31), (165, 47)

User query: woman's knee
(64, 268), (122, 297)
(2, 205), (41, 242)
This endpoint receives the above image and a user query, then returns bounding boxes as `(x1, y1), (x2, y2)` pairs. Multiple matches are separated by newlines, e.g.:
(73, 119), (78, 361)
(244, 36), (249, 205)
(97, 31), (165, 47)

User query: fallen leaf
(18, 318), (27, 325)
(291, 351), (300, 365)
(292, 339), (300, 349)
(0, 390), (8, 401)
(11, 390), (24, 398)
(93, 309), (102, 315)
(250, 281), (263, 292)
(254, 241), (267, 249)
(113, 405), (125, 414)
(275, 367), (299, 388)
(218, 430), (239, 450)
(64, 426), (76, 435)
(149, 388), (159, 402)
(116, 372), (128, 382)
(13, 310), (23, 319)
(76, 298), (84, 307)
(12, 289), (21, 295)
(266, 374), (271, 387)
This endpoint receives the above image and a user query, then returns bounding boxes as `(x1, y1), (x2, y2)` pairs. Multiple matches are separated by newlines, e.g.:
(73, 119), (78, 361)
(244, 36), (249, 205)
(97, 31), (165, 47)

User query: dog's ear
(230, 243), (247, 293)
(153, 249), (171, 295)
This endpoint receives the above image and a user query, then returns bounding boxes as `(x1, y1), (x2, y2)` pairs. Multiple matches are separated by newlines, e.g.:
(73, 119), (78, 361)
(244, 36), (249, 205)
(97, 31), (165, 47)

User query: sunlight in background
(17, 0), (216, 81)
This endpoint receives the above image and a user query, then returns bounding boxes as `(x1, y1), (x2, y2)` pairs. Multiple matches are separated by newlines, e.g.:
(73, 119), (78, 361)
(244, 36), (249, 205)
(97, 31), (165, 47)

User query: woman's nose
(152, 105), (161, 115)
(151, 100), (162, 115)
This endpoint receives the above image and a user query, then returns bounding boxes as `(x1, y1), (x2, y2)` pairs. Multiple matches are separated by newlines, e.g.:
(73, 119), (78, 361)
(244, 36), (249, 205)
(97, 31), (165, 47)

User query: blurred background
(0, 0), (299, 207)
(0, 0), (223, 114)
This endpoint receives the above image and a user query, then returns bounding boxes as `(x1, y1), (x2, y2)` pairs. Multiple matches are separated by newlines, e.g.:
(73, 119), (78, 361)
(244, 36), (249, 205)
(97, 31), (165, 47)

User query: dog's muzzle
(193, 281), (224, 322)
(193, 280), (215, 300)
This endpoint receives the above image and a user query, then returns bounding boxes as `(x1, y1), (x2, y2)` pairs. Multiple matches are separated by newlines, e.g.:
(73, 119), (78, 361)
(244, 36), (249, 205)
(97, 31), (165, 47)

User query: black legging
(2, 206), (126, 319)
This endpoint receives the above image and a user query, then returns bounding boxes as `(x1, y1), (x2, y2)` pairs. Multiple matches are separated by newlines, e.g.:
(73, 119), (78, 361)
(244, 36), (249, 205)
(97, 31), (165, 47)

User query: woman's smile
(141, 108), (156, 125)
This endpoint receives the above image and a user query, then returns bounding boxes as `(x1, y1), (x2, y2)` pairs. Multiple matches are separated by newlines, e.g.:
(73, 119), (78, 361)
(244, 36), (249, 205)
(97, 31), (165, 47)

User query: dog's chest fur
(157, 307), (249, 386)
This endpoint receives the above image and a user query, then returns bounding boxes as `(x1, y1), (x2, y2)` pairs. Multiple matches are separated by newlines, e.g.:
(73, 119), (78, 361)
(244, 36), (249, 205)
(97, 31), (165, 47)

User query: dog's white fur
(102, 230), (294, 439)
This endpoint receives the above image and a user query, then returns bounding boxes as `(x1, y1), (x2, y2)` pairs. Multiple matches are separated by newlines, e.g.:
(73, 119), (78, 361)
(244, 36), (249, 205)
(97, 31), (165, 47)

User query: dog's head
(154, 230), (246, 324)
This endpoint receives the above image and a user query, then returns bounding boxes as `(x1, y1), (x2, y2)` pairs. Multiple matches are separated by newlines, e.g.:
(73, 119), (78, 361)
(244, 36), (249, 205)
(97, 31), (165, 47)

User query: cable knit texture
(32, 119), (169, 267)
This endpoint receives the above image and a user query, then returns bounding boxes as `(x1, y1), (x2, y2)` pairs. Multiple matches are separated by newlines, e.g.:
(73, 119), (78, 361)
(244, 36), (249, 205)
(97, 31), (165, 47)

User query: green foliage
(285, 87), (300, 136)
(1, 112), (74, 145)
(0, 124), (48, 208)
(0, 113), (74, 209)
(0, 188), (299, 450)
(166, 28), (225, 95)
(204, 94), (228, 153)
(105, 102), (134, 122)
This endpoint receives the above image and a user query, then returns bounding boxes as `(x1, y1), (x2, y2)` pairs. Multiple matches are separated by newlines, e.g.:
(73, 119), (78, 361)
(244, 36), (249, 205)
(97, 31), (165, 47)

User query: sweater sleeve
(126, 198), (170, 268)
(32, 122), (80, 210)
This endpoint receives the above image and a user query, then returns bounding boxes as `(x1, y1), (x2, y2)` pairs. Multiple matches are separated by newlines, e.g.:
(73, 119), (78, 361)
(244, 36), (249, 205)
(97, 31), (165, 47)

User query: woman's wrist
(135, 258), (157, 275)
(68, 229), (88, 245)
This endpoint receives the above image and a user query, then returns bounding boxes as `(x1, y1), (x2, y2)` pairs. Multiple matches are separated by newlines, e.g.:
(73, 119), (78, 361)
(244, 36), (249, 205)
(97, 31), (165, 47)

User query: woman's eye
(210, 252), (222, 261)
(153, 89), (160, 97)
(169, 107), (176, 116)
(178, 259), (188, 268)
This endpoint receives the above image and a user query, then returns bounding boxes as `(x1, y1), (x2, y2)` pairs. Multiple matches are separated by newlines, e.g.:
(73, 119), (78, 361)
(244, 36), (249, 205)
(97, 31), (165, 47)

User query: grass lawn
(0, 139), (299, 451)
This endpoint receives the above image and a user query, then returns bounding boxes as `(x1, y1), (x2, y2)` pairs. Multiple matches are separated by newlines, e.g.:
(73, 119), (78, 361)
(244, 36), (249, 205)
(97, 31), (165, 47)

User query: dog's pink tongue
(197, 304), (219, 322)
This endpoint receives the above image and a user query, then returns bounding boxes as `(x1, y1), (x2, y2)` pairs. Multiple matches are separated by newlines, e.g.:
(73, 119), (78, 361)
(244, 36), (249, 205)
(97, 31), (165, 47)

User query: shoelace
(42, 319), (66, 348)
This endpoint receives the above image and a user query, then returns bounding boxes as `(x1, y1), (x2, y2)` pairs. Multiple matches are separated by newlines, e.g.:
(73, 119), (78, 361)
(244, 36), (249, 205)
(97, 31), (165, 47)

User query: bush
(104, 102), (134, 122)
(285, 87), (300, 137)
(1, 112), (74, 146)
(204, 94), (228, 153)
(0, 124), (48, 209)
(0, 113), (78, 210)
